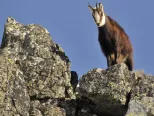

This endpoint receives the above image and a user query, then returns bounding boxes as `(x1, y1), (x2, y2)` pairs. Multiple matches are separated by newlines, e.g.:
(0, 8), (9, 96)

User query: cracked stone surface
(78, 63), (132, 116)
(0, 17), (75, 116)
(78, 64), (154, 116)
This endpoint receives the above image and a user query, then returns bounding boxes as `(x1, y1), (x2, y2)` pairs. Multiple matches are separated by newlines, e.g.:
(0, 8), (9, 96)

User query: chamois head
(88, 2), (106, 27)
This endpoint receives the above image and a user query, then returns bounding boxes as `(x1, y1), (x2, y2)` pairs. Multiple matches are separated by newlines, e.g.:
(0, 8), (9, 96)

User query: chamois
(88, 2), (133, 71)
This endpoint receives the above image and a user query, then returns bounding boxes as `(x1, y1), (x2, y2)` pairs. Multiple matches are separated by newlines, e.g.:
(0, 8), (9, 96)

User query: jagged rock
(125, 97), (154, 116)
(0, 17), (75, 116)
(125, 73), (154, 116)
(0, 16), (154, 116)
(0, 55), (30, 116)
(78, 63), (132, 116)
(30, 99), (66, 116)
(78, 63), (154, 116)
(1, 17), (75, 99)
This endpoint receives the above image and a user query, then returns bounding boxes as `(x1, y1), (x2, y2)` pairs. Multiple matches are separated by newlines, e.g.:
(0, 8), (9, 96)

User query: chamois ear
(99, 3), (104, 10)
(88, 4), (94, 12)
(96, 2), (98, 8)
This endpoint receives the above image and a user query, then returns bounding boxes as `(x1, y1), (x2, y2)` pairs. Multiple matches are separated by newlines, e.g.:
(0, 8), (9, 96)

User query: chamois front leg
(107, 55), (112, 67)
(115, 41), (121, 64)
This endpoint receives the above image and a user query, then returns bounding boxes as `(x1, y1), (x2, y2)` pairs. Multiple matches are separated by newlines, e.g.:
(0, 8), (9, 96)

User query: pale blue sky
(0, 1), (154, 77)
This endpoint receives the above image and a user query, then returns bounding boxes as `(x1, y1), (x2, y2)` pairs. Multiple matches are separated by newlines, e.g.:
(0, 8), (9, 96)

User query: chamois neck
(98, 14), (108, 27)
(97, 13), (106, 27)
(98, 15), (110, 30)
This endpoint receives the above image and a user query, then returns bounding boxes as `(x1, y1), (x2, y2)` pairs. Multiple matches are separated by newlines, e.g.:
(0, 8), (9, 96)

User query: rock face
(0, 17), (154, 116)
(78, 65), (154, 116)
(79, 64), (132, 116)
(0, 17), (75, 116)
(125, 73), (154, 116)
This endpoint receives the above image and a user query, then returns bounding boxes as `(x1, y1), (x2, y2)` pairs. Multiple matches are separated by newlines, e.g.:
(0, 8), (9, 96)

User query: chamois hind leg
(125, 55), (133, 71)
(116, 54), (133, 70)
(116, 54), (126, 64)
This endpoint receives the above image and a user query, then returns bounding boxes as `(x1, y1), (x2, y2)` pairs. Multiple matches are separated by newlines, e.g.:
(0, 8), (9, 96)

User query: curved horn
(88, 4), (94, 12)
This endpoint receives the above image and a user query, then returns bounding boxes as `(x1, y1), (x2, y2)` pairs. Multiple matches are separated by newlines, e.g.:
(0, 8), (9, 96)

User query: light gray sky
(0, 0), (154, 77)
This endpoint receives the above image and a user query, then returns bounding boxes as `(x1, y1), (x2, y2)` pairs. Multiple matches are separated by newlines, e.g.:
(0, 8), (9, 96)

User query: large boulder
(78, 64), (154, 116)
(126, 72), (154, 116)
(0, 17), (75, 116)
(78, 63), (132, 116)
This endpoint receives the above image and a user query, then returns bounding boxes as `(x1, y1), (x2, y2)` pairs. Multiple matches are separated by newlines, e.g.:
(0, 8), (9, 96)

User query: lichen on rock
(0, 17), (75, 116)
(0, 16), (154, 116)
(78, 63), (132, 116)
(78, 64), (154, 116)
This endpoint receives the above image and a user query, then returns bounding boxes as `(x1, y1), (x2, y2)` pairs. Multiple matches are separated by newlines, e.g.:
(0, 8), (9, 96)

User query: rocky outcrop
(0, 17), (75, 116)
(0, 17), (154, 116)
(79, 64), (131, 116)
(126, 72), (154, 116)
(78, 64), (154, 116)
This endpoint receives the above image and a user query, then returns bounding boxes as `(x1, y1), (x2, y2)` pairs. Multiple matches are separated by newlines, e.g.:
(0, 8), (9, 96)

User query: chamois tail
(125, 55), (133, 71)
